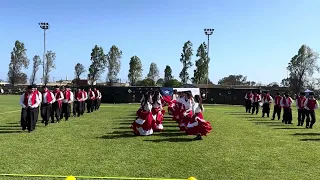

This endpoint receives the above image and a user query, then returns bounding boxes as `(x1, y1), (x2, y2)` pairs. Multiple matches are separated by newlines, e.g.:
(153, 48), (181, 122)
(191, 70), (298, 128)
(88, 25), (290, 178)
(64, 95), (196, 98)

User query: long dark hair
(152, 91), (160, 104)
(143, 92), (149, 104)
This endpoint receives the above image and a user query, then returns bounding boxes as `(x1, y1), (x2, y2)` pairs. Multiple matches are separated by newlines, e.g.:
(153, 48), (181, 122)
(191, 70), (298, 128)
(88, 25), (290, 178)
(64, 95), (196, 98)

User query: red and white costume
(168, 94), (179, 115)
(186, 103), (212, 136)
(151, 99), (165, 131)
(304, 98), (318, 111)
(172, 97), (184, 123)
(179, 98), (194, 131)
(132, 102), (154, 136)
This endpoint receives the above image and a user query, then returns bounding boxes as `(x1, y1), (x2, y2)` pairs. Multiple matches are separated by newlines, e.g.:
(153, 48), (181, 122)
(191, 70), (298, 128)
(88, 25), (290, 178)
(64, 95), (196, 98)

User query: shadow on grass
(0, 125), (21, 128)
(274, 127), (304, 130)
(0, 127), (21, 131)
(144, 137), (193, 143)
(0, 130), (22, 134)
(300, 138), (320, 141)
(292, 133), (320, 136)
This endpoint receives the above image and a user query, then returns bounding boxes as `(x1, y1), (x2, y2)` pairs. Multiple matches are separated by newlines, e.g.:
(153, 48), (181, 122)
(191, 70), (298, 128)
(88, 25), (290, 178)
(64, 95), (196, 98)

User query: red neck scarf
(64, 90), (70, 100)
(42, 90), (52, 103)
(24, 92), (36, 106)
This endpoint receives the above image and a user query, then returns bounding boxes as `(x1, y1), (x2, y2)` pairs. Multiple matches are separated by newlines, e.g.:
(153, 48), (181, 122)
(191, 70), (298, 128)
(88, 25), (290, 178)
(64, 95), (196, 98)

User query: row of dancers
(244, 91), (318, 128)
(19, 84), (102, 132)
(131, 90), (212, 140)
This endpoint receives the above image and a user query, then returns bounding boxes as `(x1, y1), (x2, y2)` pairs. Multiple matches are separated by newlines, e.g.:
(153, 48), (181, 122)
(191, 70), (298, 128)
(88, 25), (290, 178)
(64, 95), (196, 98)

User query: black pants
(87, 99), (93, 113)
(283, 107), (292, 124)
(21, 108), (36, 131)
(245, 100), (251, 113)
(34, 106), (39, 123)
(262, 103), (270, 117)
(272, 105), (281, 120)
(93, 99), (97, 110)
(73, 101), (82, 117)
(62, 103), (71, 120)
(306, 110), (316, 128)
(51, 102), (61, 122)
(251, 102), (259, 114)
(82, 101), (86, 114)
(41, 103), (52, 124)
(297, 109), (306, 126)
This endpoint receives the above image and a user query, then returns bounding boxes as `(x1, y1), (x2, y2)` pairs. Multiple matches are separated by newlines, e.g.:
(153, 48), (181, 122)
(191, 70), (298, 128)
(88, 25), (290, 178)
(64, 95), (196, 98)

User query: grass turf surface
(0, 95), (320, 180)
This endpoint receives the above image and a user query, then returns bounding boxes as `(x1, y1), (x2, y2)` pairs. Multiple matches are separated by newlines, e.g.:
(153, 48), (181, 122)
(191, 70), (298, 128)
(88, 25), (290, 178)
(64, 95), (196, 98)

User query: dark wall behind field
(0, 86), (290, 105)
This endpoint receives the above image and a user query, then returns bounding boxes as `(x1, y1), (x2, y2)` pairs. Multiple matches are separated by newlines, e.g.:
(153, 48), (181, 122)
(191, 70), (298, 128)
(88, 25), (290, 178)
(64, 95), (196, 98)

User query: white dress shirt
(20, 92), (41, 108)
(42, 91), (56, 104)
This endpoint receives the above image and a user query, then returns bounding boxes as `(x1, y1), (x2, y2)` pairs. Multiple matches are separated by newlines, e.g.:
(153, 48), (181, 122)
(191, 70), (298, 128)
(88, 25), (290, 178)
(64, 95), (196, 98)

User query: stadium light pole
(39, 22), (49, 84)
(204, 28), (214, 99)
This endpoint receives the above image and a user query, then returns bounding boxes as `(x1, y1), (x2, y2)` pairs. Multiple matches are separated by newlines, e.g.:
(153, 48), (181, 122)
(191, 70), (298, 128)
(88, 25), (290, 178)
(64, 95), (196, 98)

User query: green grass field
(1, 95), (320, 180)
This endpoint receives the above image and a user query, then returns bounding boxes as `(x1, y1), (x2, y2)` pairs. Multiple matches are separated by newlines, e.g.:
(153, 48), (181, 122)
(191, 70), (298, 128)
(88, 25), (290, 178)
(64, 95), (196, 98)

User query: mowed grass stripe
(0, 95), (320, 180)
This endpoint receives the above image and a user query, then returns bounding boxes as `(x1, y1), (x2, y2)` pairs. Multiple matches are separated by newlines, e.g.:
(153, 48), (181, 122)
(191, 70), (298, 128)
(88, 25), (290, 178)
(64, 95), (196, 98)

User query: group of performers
(19, 84), (102, 132)
(244, 90), (318, 128)
(131, 90), (212, 140)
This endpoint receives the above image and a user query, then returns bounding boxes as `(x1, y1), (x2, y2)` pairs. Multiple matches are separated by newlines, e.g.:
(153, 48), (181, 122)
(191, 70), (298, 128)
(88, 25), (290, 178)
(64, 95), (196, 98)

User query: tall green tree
(218, 75), (247, 85)
(106, 45), (122, 83)
(7, 40), (29, 85)
(147, 62), (159, 82)
(29, 55), (41, 85)
(43, 51), (56, 85)
(164, 65), (173, 82)
(179, 41), (193, 84)
(74, 63), (86, 80)
(89, 45), (107, 85)
(193, 42), (209, 84)
(128, 56), (143, 85)
(287, 44), (319, 93)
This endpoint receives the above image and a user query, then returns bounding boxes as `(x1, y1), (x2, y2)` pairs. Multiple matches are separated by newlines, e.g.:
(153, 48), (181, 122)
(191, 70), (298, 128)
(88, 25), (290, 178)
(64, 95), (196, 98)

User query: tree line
(7, 40), (210, 87)
(7, 40), (319, 93)
(217, 44), (320, 94)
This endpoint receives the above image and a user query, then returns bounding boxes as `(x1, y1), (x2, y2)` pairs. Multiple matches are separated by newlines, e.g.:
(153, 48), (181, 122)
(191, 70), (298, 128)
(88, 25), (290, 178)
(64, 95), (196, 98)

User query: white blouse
(192, 103), (204, 114)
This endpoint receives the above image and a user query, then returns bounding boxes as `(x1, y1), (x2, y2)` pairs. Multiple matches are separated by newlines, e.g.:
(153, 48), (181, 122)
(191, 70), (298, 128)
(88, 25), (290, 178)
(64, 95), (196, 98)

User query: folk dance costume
(271, 93), (282, 120)
(304, 92), (318, 129)
(168, 90), (179, 115)
(62, 86), (74, 121)
(96, 90), (102, 110)
(41, 86), (55, 126)
(296, 92), (307, 126)
(51, 86), (64, 123)
(132, 95), (154, 136)
(186, 95), (212, 140)
(251, 92), (261, 115)
(82, 89), (87, 115)
(280, 94), (293, 124)
(87, 88), (95, 113)
(261, 92), (273, 118)
(34, 86), (42, 123)
(93, 88), (99, 110)
(19, 85), (41, 132)
(151, 94), (165, 131)
(179, 93), (194, 131)
(172, 96), (184, 123)
(73, 89), (84, 117)
(244, 91), (253, 113)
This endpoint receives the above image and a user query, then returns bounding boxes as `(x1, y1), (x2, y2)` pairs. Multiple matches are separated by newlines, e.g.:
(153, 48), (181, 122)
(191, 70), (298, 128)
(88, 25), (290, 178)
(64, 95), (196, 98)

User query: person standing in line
(96, 89), (102, 110)
(51, 86), (64, 123)
(82, 88), (87, 115)
(93, 87), (99, 110)
(304, 92), (318, 129)
(261, 91), (273, 118)
(73, 88), (84, 117)
(244, 90), (253, 113)
(41, 85), (55, 126)
(33, 85), (42, 123)
(62, 85), (74, 121)
(87, 87), (95, 113)
(296, 92), (307, 126)
(19, 85), (41, 132)
(271, 92), (282, 120)
(251, 91), (261, 115)
(280, 93), (293, 124)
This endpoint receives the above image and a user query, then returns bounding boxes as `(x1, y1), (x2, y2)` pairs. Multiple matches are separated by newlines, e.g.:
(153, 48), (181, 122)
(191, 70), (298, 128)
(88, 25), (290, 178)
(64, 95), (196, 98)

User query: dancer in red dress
(132, 93), (154, 136)
(179, 92), (194, 131)
(186, 95), (212, 140)
(151, 91), (165, 131)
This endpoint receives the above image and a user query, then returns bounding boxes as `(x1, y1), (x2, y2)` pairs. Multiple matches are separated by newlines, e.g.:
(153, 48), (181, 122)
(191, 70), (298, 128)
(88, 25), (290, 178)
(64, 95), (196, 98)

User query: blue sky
(1, 0), (319, 84)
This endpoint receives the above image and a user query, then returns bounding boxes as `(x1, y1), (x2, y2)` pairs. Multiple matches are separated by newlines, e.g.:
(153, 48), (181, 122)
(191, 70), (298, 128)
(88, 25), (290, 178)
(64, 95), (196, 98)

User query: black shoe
(45, 122), (48, 126)
(51, 121), (54, 123)
(271, 119), (274, 120)
(41, 120), (44, 123)
(297, 124), (301, 126)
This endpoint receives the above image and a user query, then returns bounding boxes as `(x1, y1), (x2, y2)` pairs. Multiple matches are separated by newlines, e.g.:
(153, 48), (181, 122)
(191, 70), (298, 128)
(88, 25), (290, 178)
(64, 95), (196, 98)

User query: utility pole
(39, 22), (49, 84)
